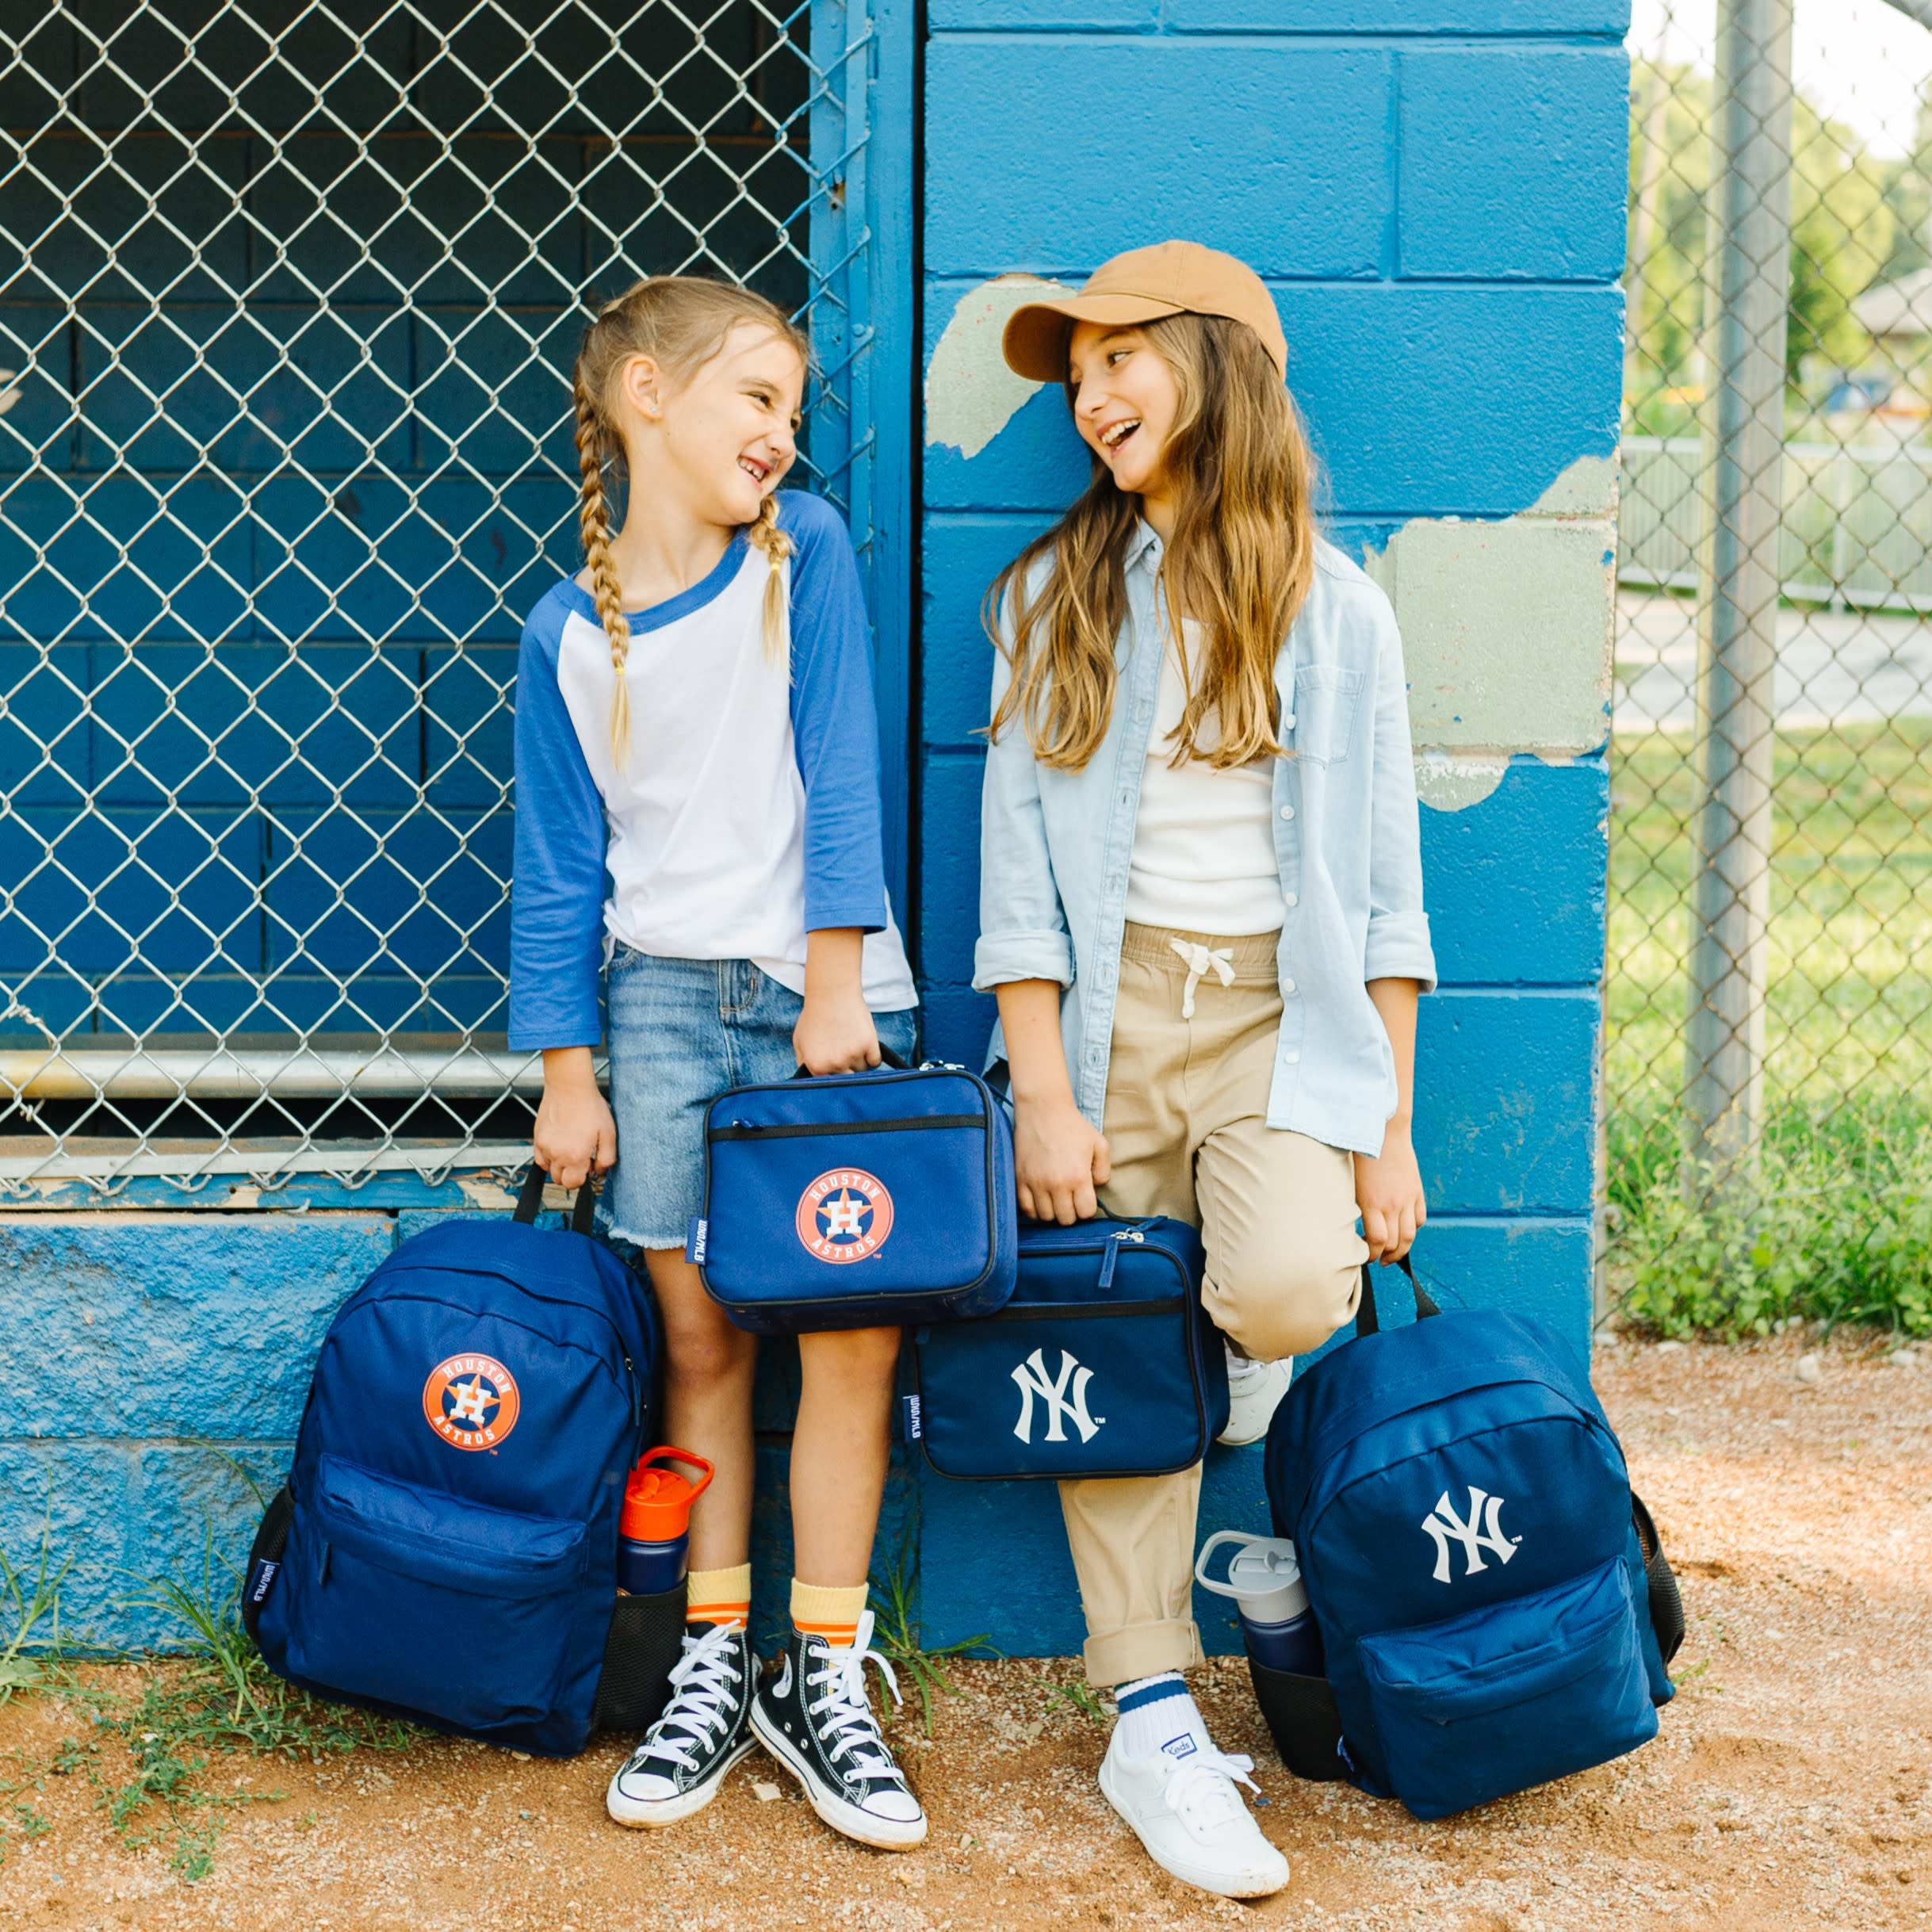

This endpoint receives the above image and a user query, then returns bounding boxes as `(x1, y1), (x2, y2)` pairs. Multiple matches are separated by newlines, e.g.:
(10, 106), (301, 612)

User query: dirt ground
(0, 1327), (1927, 1932)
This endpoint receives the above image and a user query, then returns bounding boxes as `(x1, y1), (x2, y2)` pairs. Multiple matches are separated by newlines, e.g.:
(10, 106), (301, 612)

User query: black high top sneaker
(750, 1609), (927, 1849)
(606, 1621), (756, 1827)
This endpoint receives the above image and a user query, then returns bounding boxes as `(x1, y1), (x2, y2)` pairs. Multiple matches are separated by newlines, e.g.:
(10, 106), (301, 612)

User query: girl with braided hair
(509, 276), (922, 1848)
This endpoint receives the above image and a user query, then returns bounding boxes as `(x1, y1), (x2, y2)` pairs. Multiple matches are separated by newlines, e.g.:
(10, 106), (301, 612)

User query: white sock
(1111, 1672), (1211, 1763)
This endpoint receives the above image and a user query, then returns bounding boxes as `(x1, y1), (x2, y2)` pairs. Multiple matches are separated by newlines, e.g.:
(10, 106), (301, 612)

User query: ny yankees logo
(422, 1352), (521, 1452)
(1421, 1484), (1521, 1582)
(1010, 1347), (1104, 1445)
(794, 1168), (895, 1264)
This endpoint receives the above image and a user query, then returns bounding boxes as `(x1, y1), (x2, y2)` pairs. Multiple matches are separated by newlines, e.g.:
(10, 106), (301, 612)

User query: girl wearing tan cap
(974, 241), (1436, 1899)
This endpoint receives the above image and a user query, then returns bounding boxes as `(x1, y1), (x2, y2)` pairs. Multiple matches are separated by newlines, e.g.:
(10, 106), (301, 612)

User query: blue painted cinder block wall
(0, 0), (1627, 1659)
(910, 0), (1628, 1656)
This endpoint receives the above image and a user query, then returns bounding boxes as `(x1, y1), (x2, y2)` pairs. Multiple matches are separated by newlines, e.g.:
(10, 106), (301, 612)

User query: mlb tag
(686, 1217), (709, 1265)
(901, 1393), (923, 1441)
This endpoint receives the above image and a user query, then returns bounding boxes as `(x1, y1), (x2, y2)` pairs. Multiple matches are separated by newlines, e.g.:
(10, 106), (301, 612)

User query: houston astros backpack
(243, 1170), (671, 1758)
(1260, 1257), (1683, 1820)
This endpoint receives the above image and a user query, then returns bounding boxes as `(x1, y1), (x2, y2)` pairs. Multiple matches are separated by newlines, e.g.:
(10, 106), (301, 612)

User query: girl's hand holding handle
(1353, 1120), (1425, 1263)
(997, 977), (1109, 1223)
(1356, 977), (1425, 1262)
(794, 927), (882, 1076)
(1013, 1090), (1111, 1225)
(534, 1045), (617, 1192)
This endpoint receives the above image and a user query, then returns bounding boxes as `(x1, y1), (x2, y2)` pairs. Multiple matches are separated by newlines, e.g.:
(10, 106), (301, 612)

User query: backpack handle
(790, 1044), (911, 1079)
(515, 1164), (599, 1236)
(1352, 1253), (1439, 1337)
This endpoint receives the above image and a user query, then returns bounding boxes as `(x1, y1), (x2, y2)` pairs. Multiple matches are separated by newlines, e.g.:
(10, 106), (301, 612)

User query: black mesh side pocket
(591, 1584), (687, 1735)
(1249, 1656), (1349, 1783)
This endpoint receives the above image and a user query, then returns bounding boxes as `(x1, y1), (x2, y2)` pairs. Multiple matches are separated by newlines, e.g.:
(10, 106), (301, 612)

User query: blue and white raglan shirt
(508, 490), (916, 1050)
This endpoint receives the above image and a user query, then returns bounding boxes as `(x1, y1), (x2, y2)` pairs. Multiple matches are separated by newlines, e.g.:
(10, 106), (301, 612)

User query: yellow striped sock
(790, 1578), (870, 1649)
(686, 1563), (752, 1631)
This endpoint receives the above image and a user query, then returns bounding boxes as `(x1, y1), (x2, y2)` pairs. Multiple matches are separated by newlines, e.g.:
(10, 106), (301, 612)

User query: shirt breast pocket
(1289, 664), (1368, 766)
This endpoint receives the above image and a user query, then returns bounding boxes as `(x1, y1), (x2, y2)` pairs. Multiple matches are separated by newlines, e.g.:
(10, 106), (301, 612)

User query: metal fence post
(1683, 0), (1793, 1188)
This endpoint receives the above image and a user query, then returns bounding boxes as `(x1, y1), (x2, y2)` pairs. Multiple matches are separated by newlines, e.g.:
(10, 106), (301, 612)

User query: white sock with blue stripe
(1111, 1672), (1211, 1764)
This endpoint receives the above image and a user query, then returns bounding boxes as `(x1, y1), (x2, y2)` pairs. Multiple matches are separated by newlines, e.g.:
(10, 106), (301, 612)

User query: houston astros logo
(795, 1168), (894, 1264)
(422, 1353), (521, 1451)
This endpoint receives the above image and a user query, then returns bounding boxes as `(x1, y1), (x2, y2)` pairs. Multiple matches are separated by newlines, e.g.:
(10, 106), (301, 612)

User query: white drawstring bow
(1169, 938), (1236, 1020)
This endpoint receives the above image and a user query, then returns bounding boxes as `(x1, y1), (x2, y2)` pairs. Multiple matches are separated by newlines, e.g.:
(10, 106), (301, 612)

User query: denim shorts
(603, 946), (919, 1250)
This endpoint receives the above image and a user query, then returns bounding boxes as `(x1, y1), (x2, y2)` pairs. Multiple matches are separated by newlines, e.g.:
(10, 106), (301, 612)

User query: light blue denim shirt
(974, 525), (1437, 1159)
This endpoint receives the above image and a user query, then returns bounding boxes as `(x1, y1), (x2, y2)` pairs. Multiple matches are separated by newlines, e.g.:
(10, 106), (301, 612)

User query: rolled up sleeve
(973, 614), (1073, 991)
(1363, 595), (1438, 993)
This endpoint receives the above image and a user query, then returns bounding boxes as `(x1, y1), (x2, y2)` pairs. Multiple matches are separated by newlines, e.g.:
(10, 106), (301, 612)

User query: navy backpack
(245, 1172), (671, 1757)
(1261, 1259), (1681, 1819)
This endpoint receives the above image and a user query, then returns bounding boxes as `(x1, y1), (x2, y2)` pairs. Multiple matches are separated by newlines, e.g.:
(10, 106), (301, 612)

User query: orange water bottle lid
(620, 1445), (714, 1542)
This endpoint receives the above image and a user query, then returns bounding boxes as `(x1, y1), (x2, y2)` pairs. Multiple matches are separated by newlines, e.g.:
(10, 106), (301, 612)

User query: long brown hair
(572, 276), (810, 763)
(985, 312), (1319, 771)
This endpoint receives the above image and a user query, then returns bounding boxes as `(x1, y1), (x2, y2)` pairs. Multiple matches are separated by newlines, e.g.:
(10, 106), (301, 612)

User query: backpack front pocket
(1356, 1557), (1658, 1819)
(287, 1456), (589, 1734)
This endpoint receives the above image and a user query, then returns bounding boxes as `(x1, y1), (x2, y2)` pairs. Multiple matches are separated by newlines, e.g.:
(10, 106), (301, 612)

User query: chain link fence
(0, 0), (878, 1199)
(1613, 0), (1932, 1329)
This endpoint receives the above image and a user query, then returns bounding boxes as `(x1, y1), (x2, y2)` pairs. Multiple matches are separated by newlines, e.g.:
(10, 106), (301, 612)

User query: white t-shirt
(551, 545), (916, 1011)
(1123, 618), (1285, 936)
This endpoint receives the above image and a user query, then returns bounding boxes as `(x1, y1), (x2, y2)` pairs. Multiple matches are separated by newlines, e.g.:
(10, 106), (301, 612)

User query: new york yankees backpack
(907, 1215), (1230, 1479)
(691, 1054), (1017, 1335)
(1260, 1257), (1683, 1820)
(243, 1171), (675, 1758)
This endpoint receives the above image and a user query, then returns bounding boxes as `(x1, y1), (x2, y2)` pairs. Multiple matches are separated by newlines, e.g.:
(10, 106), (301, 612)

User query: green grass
(0, 1525), (421, 1884)
(1606, 718), (1932, 1335)
(1608, 1087), (1932, 1337)
(1609, 717), (1932, 1102)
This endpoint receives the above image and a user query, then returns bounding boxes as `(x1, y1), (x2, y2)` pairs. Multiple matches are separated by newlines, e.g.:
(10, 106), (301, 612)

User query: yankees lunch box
(906, 1215), (1229, 1480)
(691, 1058), (1017, 1336)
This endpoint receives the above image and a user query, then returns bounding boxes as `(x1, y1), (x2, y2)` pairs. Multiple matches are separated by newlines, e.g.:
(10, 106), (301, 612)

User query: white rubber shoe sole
(1098, 1750), (1291, 1899)
(606, 1731), (756, 1828)
(750, 1701), (928, 1850)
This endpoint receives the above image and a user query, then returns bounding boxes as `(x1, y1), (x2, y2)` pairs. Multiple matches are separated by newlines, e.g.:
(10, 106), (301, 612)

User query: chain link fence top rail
(1612, 0), (1932, 1312)
(0, 0), (872, 1197)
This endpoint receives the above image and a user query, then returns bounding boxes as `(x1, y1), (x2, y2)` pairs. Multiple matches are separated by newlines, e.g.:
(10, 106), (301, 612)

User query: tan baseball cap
(1000, 240), (1287, 384)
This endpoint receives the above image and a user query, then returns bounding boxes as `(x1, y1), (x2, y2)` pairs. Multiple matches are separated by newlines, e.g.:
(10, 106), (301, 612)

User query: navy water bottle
(1195, 1531), (1324, 1676)
(618, 1446), (714, 1595)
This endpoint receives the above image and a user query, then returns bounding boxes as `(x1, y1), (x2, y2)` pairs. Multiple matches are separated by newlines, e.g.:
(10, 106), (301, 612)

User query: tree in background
(1786, 95), (1894, 385)
(1625, 59), (1897, 421)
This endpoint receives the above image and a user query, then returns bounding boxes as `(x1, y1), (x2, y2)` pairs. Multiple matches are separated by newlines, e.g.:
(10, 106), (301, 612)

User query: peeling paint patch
(1415, 751), (1510, 811)
(925, 275), (1073, 457)
(1369, 454), (1616, 808)
(458, 1172), (518, 1210)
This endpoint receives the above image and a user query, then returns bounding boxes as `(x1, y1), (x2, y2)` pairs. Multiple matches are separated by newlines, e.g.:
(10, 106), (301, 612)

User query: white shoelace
(1169, 938), (1236, 1020)
(628, 1622), (742, 1775)
(805, 1609), (908, 1787)
(1163, 1746), (1264, 1837)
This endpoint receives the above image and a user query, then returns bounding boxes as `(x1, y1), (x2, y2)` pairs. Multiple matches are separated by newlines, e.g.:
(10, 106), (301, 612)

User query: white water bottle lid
(1194, 1531), (1309, 1624)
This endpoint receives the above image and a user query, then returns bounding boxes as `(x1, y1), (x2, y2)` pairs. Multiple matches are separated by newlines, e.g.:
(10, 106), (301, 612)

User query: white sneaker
(1097, 1724), (1290, 1899)
(1219, 1347), (1291, 1446)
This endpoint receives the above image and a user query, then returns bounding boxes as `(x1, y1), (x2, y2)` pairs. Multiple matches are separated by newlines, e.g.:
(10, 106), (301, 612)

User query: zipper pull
(1099, 1237), (1121, 1291)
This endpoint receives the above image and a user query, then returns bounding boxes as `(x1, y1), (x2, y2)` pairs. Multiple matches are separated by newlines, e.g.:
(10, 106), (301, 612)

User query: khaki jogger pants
(1058, 923), (1370, 1686)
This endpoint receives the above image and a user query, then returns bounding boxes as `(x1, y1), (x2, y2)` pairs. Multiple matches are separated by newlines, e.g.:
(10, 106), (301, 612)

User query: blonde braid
(573, 378), (633, 763)
(746, 490), (794, 665)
